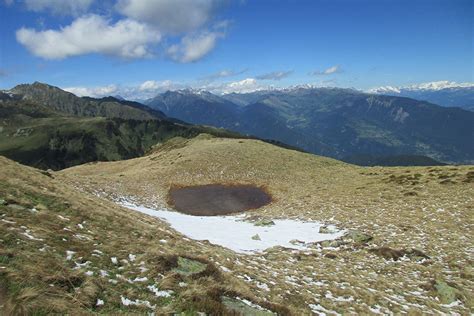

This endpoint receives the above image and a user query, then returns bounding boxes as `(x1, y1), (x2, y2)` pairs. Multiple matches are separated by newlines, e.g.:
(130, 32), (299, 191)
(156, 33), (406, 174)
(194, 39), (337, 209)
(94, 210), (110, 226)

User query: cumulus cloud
(206, 78), (267, 94)
(138, 80), (183, 92)
(16, 15), (161, 59)
(256, 70), (293, 81)
(64, 84), (119, 98)
(64, 80), (185, 100)
(116, 0), (223, 34)
(24, 0), (94, 16)
(309, 65), (342, 76)
(167, 31), (223, 63)
(14, 0), (229, 62)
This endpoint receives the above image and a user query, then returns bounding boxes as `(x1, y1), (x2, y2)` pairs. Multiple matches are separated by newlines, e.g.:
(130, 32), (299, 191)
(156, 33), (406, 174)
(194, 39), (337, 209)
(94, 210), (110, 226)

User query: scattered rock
(324, 252), (338, 259)
(254, 219), (275, 227)
(34, 203), (48, 211)
(346, 231), (373, 244)
(40, 170), (54, 178)
(252, 234), (261, 241)
(222, 296), (275, 315)
(369, 247), (430, 261)
(319, 226), (337, 234)
(289, 239), (305, 246)
(433, 280), (458, 304)
(172, 257), (207, 276)
(6, 204), (27, 211)
(319, 240), (344, 248)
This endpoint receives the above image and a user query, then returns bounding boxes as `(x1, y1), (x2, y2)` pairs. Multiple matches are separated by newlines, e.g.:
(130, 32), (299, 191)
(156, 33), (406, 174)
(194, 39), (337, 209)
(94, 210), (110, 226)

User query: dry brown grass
(0, 155), (280, 315)
(55, 135), (474, 314)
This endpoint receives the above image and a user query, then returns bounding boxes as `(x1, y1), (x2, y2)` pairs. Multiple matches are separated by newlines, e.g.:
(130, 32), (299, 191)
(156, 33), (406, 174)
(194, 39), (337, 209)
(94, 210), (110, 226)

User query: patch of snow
(77, 223), (84, 229)
(234, 297), (269, 311)
(128, 254), (136, 262)
(120, 296), (155, 309)
(85, 270), (94, 276)
(74, 261), (91, 269)
(96, 298), (104, 306)
(22, 230), (43, 241)
(132, 277), (148, 282)
(120, 201), (345, 254)
(66, 250), (76, 261)
(441, 300), (462, 308)
(57, 215), (70, 221)
(309, 303), (341, 316)
(111, 257), (118, 265)
(256, 281), (270, 291)
(147, 284), (173, 298)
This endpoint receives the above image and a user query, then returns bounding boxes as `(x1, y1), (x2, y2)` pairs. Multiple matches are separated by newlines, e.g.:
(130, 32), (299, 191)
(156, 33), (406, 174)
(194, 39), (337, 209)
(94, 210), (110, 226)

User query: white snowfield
(120, 201), (344, 254)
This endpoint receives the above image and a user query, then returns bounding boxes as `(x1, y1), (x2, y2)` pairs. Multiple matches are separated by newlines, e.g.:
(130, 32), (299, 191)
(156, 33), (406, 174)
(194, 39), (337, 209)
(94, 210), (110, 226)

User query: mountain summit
(368, 81), (474, 111)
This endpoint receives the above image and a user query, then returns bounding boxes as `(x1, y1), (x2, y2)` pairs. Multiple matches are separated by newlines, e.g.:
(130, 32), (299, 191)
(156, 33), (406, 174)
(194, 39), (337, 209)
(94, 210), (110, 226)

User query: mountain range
(0, 82), (249, 169)
(145, 87), (474, 164)
(368, 81), (474, 111)
(1, 82), (473, 169)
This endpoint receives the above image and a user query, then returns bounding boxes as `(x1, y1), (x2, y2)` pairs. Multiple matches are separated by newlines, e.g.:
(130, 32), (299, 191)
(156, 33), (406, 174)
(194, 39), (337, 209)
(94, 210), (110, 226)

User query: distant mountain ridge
(368, 81), (474, 111)
(0, 82), (306, 169)
(145, 87), (474, 164)
(0, 83), (250, 169)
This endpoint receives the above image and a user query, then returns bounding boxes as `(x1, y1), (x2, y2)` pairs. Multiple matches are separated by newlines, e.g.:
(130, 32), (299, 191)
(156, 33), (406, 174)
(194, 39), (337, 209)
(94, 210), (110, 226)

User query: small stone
(434, 280), (458, 304)
(254, 219), (275, 227)
(346, 231), (373, 244)
(319, 226), (336, 234)
(289, 239), (305, 246)
(6, 204), (26, 211)
(251, 234), (261, 240)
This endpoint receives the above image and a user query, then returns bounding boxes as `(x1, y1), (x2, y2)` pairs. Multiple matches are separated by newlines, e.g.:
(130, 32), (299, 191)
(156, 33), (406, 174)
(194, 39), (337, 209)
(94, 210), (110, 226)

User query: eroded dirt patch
(168, 184), (272, 216)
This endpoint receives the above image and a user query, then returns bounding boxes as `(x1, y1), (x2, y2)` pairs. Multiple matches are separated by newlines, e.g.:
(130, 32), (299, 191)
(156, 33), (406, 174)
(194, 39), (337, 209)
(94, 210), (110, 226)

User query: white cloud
(16, 15), (161, 59)
(116, 0), (223, 34)
(168, 31), (223, 63)
(24, 0), (94, 16)
(138, 80), (182, 92)
(64, 85), (119, 98)
(64, 80), (185, 100)
(309, 65), (342, 76)
(201, 69), (247, 81)
(208, 78), (267, 94)
(256, 70), (293, 81)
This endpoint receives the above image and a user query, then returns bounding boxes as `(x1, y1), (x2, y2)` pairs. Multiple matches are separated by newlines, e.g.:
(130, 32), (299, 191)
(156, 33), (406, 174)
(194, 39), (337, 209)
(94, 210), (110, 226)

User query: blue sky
(0, 0), (472, 98)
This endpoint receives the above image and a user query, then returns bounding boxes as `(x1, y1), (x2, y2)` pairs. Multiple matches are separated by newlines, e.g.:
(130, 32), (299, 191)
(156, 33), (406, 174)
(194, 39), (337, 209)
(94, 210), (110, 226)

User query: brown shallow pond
(168, 184), (272, 216)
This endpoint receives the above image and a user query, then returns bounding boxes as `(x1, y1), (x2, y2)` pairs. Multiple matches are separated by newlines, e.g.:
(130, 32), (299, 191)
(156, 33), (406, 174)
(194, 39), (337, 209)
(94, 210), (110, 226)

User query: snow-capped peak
(369, 81), (474, 94)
